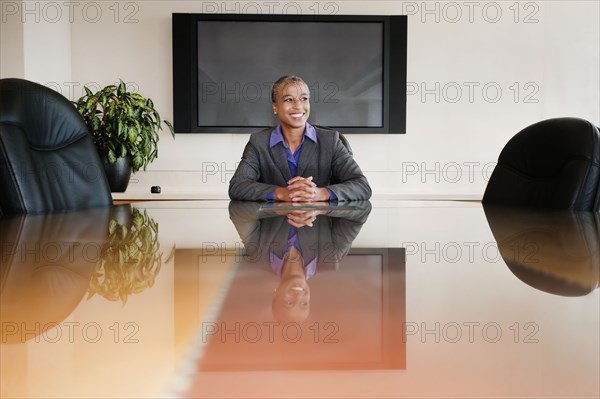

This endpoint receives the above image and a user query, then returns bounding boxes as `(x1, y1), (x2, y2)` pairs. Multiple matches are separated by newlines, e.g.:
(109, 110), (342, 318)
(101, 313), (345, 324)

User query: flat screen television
(172, 14), (407, 133)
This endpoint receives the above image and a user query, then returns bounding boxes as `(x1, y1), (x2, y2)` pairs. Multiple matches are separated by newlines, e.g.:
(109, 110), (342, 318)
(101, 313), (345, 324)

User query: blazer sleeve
(321, 201), (373, 267)
(228, 136), (279, 201)
(326, 132), (372, 201)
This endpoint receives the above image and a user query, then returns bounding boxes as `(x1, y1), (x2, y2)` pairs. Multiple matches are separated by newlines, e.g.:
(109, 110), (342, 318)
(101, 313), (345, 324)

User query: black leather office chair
(314, 124), (353, 156)
(483, 117), (600, 211)
(0, 78), (112, 215)
(338, 132), (353, 156)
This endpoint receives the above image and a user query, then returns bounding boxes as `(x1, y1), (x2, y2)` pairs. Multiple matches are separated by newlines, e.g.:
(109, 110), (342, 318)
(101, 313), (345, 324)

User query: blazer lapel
(262, 216), (293, 258)
(297, 223), (319, 264)
(269, 143), (292, 182)
(296, 138), (318, 177)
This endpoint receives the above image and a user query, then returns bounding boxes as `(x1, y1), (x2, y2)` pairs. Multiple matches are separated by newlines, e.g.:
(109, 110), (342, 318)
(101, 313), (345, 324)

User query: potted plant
(73, 80), (175, 192)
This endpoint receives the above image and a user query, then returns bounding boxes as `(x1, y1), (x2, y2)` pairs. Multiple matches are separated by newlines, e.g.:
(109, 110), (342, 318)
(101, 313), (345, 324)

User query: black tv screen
(173, 14), (407, 133)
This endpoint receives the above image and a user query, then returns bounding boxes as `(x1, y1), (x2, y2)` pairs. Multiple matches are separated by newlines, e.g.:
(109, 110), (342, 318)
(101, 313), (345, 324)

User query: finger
(288, 181), (315, 192)
(287, 211), (316, 221)
(287, 210), (310, 217)
(287, 215), (315, 227)
(287, 176), (314, 185)
(286, 219), (312, 228)
(287, 176), (308, 184)
(290, 191), (315, 201)
(288, 187), (315, 200)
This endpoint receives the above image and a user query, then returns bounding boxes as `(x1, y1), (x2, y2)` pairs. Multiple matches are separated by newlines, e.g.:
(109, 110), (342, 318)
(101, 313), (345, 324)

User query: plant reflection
(87, 207), (172, 305)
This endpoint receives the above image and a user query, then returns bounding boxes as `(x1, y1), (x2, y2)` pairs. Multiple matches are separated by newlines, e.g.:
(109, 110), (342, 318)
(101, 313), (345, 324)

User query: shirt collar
(269, 123), (317, 148)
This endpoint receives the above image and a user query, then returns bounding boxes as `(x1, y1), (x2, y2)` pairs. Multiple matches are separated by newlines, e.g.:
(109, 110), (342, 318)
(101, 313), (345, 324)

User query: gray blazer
(228, 126), (372, 201)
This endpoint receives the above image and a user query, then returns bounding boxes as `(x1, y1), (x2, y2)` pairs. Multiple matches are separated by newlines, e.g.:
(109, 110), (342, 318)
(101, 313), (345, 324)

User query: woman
(228, 75), (372, 201)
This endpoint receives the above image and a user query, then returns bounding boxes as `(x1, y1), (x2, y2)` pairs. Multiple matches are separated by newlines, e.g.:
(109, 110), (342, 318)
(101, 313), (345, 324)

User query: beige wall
(2, 0), (599, 199)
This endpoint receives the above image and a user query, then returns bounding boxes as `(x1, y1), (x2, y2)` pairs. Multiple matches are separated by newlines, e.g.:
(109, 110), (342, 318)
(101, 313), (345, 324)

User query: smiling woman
(228, 75), (372, 202)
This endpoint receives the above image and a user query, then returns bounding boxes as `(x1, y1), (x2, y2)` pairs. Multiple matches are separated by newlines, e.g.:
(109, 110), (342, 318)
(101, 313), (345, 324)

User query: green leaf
(128, 127), (138, 144)
(164, 120), (175, 138)
(132, 153), (143, 172)
(120, 225), (128, 240)
(133, 213), (143, 228)
(108, 219), (118, 235)
(118, 80), (126, 95)
(90, 116), (100, 132)
(107, 149), (117, 164)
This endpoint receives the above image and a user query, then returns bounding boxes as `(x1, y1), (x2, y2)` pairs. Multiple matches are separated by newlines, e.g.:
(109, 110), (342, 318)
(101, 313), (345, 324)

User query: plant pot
(110, 203), (133, 227)
(99, 151), (132, 192)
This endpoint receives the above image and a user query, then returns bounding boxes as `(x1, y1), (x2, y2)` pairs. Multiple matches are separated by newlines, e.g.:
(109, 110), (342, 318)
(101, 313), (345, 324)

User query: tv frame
(172, 13), (407, 134)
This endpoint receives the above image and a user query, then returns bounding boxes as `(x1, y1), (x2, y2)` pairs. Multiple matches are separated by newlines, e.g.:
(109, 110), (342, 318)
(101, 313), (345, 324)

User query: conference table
(1, 200), (598, 398)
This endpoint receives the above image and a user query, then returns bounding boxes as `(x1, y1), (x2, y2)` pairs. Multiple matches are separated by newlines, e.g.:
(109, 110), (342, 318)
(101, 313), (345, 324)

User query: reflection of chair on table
(484, 205), (600, 296)
(0, 208), (112, 343)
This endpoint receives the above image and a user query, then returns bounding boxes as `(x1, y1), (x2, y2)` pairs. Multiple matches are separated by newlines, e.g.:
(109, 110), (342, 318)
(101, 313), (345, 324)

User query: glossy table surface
(1, 200), (598, 399)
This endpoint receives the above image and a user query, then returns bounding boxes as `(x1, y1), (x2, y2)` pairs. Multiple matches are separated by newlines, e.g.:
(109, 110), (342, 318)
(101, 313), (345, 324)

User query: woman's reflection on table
(228, 201), (371, 322)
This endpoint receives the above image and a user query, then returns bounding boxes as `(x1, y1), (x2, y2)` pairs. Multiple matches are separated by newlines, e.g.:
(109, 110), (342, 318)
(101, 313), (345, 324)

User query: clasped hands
(273, 176), (330, 202)
(274, 204), (329, 228)
(271, 176), (330, 228)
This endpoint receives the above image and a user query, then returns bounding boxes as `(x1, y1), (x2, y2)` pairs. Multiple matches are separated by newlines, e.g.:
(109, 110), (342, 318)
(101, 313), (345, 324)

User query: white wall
(2, 1), (599, 199)
(0, 0), (24, 78)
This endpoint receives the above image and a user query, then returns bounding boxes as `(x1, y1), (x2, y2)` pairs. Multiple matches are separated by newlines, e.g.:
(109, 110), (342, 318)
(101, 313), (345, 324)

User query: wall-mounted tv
(172, 13), (407, 133)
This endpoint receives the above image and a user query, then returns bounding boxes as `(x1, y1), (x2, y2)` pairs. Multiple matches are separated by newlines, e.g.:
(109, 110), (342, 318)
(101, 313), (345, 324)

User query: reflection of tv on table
(172, 14), (407, 133)
(197, 248), (406, 371)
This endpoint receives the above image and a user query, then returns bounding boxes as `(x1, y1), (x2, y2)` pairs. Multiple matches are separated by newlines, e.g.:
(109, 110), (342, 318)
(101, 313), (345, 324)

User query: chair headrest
(498, 117), (600, 178)
(0, 78), (89, 150)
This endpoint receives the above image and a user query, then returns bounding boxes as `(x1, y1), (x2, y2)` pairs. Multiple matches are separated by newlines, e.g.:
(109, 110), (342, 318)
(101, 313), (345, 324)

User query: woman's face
(272, 275), (311, 322)
(272, 82), (310, 131)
